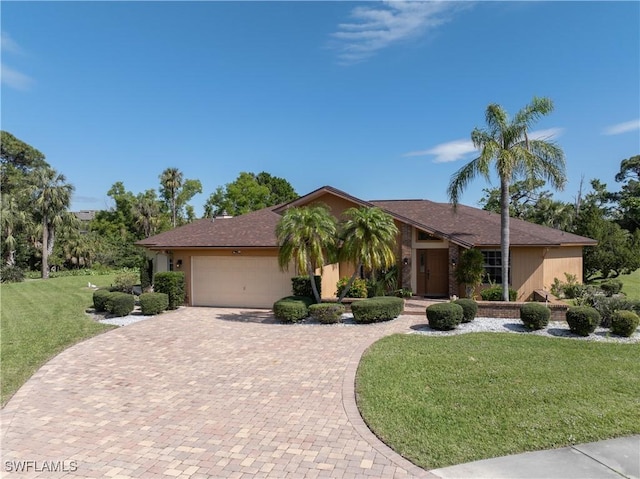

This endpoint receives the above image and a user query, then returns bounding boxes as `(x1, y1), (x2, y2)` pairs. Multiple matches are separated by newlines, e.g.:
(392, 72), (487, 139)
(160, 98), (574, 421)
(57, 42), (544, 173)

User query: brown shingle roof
(135, 206), (282, 249)
(371, 199), (597, 247)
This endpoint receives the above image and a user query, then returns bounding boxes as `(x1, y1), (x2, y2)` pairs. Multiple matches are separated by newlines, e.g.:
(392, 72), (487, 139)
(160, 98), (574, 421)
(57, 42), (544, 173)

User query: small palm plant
(454, 248), (485, 299)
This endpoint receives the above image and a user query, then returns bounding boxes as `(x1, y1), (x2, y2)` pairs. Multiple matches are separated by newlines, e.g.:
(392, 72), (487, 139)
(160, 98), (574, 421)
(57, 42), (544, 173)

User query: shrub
(480, 285), (518, 301)
(0, 265), (25, 283)
(395, 288), (413, 298)
(336, 276), (368, 299)
(550, 273), (584, 299)
(140, 258), (153, 291)
(106, 292), (135, 317)
(273, 296), (313, 323)
(520, 302), (551, 331)
(610, 310), (639, 337)
(154, 272), (185, 309)
(112, 271), (139, 293)
(139, 292), (169, 315)
(291, 275), (321, 299)
(309, 303), (345, 324)
(453, 299), (477, 323)
(600, 279), (623, 297)
(351, 296), (404, 324)
(566, 306), (601, 336)
(426, 303), (464, 331)
(589, 295), (636, 327)
(93, 289), (113, 312)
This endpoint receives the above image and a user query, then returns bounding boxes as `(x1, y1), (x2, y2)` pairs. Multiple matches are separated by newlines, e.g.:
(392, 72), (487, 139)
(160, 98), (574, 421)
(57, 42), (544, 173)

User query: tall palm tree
(337, 207), (399, 302)
(160, 167), (183, 227)
(276, 204), (338, 303)
(1, 193), (27, 266)
(447, 97), (566, 301)
(30, 167), (74, 279)
(132, 190), (161, 238)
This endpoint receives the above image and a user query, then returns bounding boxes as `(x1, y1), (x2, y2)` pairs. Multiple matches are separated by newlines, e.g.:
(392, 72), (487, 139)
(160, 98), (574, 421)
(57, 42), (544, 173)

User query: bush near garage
(566, 306), (602, 336)
(453, 299), (478, 323)
(336, 277), (368, 298)
(273, 296), (314, 323)
(610, 310), (640, 338)
(140, 292), (169, 315)
(309, 303), (345, 324)
(520, 302), (551, 331)
(426, 303), (464, 331)
(291, 275), (322, 299)
(106, 292), (135, 317)
(154, 272), (185, 309)
(351, 296), (404, 324)
(480, 285), (518, 301)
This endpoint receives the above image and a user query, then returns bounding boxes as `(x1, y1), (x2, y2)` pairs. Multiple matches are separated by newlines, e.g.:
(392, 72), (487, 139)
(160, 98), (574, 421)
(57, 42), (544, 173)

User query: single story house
(136, 186), (596, 308)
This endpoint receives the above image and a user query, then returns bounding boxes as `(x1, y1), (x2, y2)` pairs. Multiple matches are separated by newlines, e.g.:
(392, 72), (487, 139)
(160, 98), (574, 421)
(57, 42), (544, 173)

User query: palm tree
(447, 97), (566, 301)
(337, 207), (398, 302)
(160, 167), (183, 228)
(30, 167), (74, 279)
(1, 193), (27, 266)
(132, 190), (161, 238)
(276, 204), (338, 303)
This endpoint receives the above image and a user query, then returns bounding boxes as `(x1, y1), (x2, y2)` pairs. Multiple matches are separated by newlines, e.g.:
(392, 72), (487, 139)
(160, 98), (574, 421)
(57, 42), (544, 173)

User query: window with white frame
(481, 250), (511, 284)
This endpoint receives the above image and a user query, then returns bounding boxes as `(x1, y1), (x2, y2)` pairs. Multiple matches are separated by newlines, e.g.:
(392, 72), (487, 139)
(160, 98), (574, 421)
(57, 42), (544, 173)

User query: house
(136, 186), (596, 308)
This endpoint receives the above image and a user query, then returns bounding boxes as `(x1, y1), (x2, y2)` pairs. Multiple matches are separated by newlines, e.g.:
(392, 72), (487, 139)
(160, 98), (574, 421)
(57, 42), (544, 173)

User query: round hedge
(273, 296), (313, 323)
(610, 310), (639, 337)
(309, 303), (345, 324)
(520, 302), (551, 331)
(426, 303), (463, 331)
(93, 289), (113, 312)
(566, 306), (601, 336)
(106, 292), (135, 317)
(351, 296), (404, 324)
(140, 292), (169, 315)
(453, 298), (477, 323)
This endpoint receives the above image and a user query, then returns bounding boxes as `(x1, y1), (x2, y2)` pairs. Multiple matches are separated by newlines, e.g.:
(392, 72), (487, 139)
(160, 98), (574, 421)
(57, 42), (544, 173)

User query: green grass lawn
(618, 269), (640, 300)
(1, 275), (118, 407)
(356, 333), (640, 470)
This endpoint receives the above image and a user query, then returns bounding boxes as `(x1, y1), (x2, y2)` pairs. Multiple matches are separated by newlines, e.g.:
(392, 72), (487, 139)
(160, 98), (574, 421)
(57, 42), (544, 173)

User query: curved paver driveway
(1, 308), (434, 478)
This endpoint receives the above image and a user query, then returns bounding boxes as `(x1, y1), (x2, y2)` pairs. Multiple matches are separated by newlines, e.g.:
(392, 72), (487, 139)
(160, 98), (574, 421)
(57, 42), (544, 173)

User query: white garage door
(191, 256), (293, 308)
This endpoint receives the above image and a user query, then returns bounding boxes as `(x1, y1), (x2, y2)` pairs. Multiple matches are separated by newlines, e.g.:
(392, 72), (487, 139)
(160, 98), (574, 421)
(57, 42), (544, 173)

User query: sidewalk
(431, 435), (640, 479)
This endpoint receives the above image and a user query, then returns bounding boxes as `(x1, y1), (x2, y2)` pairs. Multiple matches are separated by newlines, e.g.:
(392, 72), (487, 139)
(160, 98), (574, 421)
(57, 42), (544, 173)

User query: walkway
(1, 308), (432, 478)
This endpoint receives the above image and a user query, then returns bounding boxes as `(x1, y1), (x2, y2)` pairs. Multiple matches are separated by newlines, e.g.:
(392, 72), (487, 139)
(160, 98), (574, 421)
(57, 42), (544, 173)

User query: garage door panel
(192, 256), (293, 308)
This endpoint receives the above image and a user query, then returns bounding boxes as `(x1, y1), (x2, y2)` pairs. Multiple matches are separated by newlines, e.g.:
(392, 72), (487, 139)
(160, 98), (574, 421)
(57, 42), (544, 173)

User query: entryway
(416, 249), (449, 297)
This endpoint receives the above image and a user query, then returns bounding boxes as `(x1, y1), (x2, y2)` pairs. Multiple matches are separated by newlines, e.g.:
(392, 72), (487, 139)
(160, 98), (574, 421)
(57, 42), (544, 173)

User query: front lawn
(1, 275), (118, 406)
(356, 333), (640, 470)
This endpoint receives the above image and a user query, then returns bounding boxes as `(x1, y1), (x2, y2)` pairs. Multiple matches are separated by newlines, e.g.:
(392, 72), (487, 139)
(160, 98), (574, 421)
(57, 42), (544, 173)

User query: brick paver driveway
(1, 308), (434, 478)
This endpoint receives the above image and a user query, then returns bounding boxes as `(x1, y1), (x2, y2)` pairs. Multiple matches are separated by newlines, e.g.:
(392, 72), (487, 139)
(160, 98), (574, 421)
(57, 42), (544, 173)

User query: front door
(416, 249), (449, 297)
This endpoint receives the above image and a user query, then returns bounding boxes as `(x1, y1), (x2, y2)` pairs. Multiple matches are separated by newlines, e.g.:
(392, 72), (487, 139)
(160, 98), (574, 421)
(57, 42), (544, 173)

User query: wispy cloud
(1, 32), (34, 91)
(602, 119), (640, 136)
(405, 128), (565, 164)
(330, 1), (468, 65)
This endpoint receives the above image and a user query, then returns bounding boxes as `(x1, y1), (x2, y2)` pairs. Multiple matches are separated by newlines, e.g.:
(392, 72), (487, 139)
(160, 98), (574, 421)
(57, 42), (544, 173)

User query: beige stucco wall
(542, 246), (584, 291)
(511, 247), (545, 301)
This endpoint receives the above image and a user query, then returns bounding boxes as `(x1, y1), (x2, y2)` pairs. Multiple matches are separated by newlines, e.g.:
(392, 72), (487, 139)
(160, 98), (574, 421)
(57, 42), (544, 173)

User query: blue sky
(2, 1), (639, 216)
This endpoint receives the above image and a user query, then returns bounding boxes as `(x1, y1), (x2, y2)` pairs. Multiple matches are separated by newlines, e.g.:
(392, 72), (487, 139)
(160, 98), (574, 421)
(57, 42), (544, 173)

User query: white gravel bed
(98, 312), (151, 327)
(411, 317), (640, 343)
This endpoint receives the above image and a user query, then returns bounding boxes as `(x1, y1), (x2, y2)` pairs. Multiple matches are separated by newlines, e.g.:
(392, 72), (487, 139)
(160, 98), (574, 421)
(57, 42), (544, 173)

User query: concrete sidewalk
(432, 435), (640, 479)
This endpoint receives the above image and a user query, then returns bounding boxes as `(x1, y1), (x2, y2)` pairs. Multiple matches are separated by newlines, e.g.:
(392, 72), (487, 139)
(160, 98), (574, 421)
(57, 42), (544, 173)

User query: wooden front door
(416, 249), (449, 297)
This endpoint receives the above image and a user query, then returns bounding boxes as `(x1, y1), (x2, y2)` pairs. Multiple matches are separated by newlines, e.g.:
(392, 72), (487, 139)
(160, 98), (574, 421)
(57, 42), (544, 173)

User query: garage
(191, 255), (293, 308)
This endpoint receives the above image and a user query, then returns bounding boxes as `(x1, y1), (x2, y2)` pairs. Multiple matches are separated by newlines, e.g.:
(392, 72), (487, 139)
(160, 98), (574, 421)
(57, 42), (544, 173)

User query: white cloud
(331, 1), (467, 64)
(1, 63), (34, 91)
(1, 32), (24, 55)
(602, 119), (640, 136)
(404, 127), (564, 164)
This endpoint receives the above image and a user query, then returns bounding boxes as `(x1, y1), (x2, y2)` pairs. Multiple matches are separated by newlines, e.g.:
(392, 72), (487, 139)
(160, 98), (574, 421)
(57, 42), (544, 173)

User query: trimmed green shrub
(112, 271), (139, 293)
(566, 306), (601, 336)
(291, 275), (321, 298)
(309, 303), (345, 324)
(610, 310), (639, 338)
(453, 299), (477, 323)
(93, 289), (113, 312)
(480, 285), (518, 301)
(600, 279), (623, 297)
(336, 277), (368, 298)
(426, 303), (464, 331)
(520, 302), (551, 330)
(589, 295), (636, 327)
(273, 296), (313, 323)
(0, 265), (25, 283)
(140, 258), (153, 290)
(139, 292), (169, 315)
(154, 272), (185, 309)
(106, 292), (135, 317)
(351, 296), (404, 324)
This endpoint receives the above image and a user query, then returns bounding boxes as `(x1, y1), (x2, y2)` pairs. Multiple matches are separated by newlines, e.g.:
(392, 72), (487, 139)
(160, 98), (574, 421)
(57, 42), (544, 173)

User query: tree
(448, 97), (566, 301)
(454, 248), (485, 299)
(337, 207), (398, 302)
(132, 189), (162, 238)
(30, 167), (74, 279)
(276, 205), (338, 303)
(1, 193), (27, 266)
(613, 155), (640, 233)
(159, 168), (183, 227)
(204, 171), (298, 217)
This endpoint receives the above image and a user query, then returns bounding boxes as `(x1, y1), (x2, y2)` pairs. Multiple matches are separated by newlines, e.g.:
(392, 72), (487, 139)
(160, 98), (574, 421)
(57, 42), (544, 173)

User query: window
(417, 230), (441, 241)
(481, 250), (511, 284)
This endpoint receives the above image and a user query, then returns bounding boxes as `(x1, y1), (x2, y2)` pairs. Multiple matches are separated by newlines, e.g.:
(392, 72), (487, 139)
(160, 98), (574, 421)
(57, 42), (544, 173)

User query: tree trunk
(307, 261), (321, 304)
(500, 177), (510, 301)
(338, 263), (363, 303)
(41, 216), (49, 279)
(5, 226), (15, 267)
